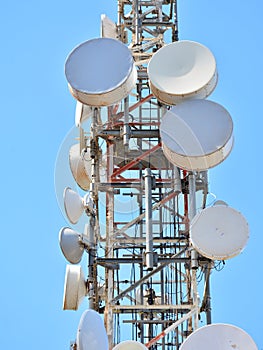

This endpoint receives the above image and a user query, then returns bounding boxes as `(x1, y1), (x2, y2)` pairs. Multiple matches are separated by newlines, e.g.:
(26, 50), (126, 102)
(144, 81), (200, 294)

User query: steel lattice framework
(71, 1), (214, 349)
(57, 1), (256, 349)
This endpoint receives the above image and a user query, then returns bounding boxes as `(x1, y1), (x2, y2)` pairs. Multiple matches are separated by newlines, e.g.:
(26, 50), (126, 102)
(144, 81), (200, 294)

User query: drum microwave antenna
(56, 0), (257, 349)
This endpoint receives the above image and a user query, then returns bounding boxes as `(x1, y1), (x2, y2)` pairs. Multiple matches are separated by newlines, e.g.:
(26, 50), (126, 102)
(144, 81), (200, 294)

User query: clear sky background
(0, 0), (262, 349)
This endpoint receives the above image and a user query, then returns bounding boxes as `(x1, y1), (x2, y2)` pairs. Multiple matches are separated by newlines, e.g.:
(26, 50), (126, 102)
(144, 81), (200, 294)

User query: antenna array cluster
(55, 1), (257, 349)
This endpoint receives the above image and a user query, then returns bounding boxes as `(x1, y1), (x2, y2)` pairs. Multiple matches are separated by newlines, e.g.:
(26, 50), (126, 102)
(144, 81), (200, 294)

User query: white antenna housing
(190, 204), (249, 260)
(63, 265), (87, 310)
(113, 340), (149, 350)
(180, 323), (258, 350)
(69, 144), (91, 191)
(101, 14), (118, 39)
(59, 227), (85, 264)
(63, 187), (85, 225)
(148, 40), (217, 105)
(76, 309), (108, 350)
(65, 38), (137, 106)
(160, 99), (234, 171)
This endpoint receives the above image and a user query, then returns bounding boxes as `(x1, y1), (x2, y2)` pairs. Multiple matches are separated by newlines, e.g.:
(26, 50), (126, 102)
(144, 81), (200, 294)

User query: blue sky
(0, 0), (262, 348)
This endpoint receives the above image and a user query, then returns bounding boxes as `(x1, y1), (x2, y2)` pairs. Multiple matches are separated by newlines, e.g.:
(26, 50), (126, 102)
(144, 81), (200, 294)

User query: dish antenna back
(180, 323), (258, 350)
(76, 309), (108, 350)
(113, 340), (149, 350)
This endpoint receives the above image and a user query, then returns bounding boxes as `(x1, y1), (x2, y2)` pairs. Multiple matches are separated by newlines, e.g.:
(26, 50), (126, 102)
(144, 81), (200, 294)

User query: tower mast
(57, 1), (255, 349)
(98, 2), (203, 348)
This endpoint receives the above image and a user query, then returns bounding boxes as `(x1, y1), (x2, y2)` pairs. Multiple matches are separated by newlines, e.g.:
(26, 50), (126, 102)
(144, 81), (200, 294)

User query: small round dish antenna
(76, 309), (109, 350)
(63, 187), (94, 225)
(65, 37), (137, 106)
(148, 40), (217, 105)
(63, 187), (85, 225)
(59, 227), (85, 264)
(63, 265), (87, 310)
(180, 323), (258, 350)
(69, 143), (91, 191)
(160, 99), (234, 171)
(113, 340), (149, 350)
(190, 204), (249, 260)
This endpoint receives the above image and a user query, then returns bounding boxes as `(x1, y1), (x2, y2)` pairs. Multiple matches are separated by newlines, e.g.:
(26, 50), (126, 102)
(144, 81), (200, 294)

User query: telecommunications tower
(55, 1), (258, 349)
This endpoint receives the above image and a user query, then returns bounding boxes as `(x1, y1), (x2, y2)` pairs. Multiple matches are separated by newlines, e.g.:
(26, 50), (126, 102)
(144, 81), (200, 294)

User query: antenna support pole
(145, 168), (154, 270)
(188, 172), (199, 330)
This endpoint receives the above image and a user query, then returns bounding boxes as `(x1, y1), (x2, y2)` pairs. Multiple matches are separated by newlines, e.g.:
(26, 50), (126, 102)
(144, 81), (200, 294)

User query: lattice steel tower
(57, 1), (254, 349)
(100, 1), (205, 348)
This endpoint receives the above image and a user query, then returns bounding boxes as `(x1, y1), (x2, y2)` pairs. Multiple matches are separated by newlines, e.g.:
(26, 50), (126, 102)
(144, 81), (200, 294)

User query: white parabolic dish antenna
(113, 340), (149, 350)
(65, 37), (137, 106)
(147, 40), (217, 105)
(59, 227), (84, 264)
(69, 143), (91, 191)
(190, 204), (249, 260)
(63, 265), (87, 310)
(76, 309), (108, 350)
(179, 323), (258, 350)
(63, 187), (85, 225)
(160, 99), (234, 171)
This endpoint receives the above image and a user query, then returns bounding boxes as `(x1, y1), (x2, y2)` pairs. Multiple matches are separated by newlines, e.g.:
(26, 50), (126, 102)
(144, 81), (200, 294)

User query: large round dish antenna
(63, 265), (87, 310)
(148, 40), (217, 105)
(160, 99), (234, 171)
(76, 309), (108, 350)
(113, 340), (149, 350)
(180, 323), (258, 350)
(190, 204), (249, 260)
(65, 37), (137, 106)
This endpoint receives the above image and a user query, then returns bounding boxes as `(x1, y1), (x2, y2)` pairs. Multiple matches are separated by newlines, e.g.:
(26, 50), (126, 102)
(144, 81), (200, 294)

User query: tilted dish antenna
(59, 227), (90, 264)
(69, 143), (91, 191)
(76, 309), (109, 350)
(65, 37), (137, 106)
(160, 99), (234, 171)
(190, 203), (249, 260)
(148, 40), (217, 105)
(63, 187), (94, 225)
(63, 265), (87, 310)
(179, 323), (258, 350)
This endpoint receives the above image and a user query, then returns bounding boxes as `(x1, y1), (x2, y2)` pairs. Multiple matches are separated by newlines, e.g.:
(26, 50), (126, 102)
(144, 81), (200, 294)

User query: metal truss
(75, 1), (213, 349)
